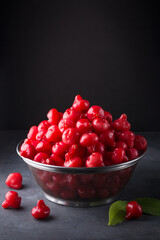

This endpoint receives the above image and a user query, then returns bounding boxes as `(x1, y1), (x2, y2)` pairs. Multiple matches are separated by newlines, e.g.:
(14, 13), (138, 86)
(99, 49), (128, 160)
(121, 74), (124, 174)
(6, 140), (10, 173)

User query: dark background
(1, 0), (160, 131)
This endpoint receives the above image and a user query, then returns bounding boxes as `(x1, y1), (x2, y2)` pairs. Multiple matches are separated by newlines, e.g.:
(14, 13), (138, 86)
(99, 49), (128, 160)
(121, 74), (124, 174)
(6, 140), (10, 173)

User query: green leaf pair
(108, 198), (160, 226)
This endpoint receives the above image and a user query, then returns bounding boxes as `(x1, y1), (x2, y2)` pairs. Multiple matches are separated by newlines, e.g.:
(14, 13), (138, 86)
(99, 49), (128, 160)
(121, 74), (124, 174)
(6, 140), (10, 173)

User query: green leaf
(108, 201), (128, 226)
(135, 198), (160, 216)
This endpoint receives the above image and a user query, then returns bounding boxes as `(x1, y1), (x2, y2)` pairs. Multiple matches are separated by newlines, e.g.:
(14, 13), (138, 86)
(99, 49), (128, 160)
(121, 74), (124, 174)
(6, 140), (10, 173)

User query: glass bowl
(16, 141), (146, 207)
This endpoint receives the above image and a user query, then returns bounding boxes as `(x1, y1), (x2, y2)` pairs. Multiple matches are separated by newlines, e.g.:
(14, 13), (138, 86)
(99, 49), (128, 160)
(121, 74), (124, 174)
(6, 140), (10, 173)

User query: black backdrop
(1, 1), (160, 131)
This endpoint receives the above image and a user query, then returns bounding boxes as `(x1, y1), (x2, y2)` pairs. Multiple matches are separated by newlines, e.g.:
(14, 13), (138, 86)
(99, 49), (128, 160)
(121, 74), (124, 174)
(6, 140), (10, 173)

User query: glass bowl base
(43, 192), (120, 207)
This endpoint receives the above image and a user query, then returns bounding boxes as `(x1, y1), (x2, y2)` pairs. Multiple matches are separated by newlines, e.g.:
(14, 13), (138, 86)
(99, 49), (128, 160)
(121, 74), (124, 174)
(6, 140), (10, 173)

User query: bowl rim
(16, 140), (147, 174)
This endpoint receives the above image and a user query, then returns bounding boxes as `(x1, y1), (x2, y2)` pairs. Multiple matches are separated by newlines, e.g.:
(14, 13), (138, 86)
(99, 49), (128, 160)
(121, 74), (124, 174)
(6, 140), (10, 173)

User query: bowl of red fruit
(17, 95), (147, 207)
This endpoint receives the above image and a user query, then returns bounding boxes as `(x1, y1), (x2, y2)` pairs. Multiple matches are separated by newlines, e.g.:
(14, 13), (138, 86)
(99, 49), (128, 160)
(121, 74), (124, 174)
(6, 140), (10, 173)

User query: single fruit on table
(6, 173), (23, 190)
(126, 201), (142, 220)
(31, 200), (50, 219)
(2, 191), (21, 209)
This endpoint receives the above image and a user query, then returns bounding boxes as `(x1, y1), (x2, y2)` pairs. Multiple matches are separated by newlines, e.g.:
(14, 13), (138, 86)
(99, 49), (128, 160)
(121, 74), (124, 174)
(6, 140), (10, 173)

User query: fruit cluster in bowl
(20, 95), (147, 168)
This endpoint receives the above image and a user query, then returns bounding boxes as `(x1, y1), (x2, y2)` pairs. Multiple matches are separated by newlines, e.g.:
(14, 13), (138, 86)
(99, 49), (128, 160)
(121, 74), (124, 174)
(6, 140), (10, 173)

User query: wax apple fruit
(20, 95), (147, 168)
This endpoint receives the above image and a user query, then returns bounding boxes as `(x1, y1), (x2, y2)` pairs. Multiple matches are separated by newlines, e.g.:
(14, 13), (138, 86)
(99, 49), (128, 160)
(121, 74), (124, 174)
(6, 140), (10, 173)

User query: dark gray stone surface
(0, 131), (160, 240)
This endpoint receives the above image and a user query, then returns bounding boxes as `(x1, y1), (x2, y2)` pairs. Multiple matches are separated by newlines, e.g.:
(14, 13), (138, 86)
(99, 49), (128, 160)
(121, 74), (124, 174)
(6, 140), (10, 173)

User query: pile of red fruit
(20, 95), (147, 167)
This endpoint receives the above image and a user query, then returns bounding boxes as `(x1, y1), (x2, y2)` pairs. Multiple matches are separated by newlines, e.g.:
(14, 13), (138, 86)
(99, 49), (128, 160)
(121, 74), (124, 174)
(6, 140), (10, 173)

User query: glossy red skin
(6, 173), (23, 190)
(73, 97), (90, 112)
(23, 96), (148, 170)
(92, 118), (110, 133)
(34, 152), (49, 163)
(62, 128), (79, 145)
(111, 148), (125, 164)
(126, 201), (142, 220)
(100, 130), (116, 147)
(29, 139), (38, 148)
(116, 141), (128, 150)
(38, 120), (50, 132)
(58, 119), (75, 133)
(87, 142), (105, 155)
(59, 112), (63, 120)
(36, 141), (52, 155)
(86, 152), (104, 167)
(126, 148), (139, 160)
(45, 125), (62, 142)
(47, 108), (60, 125)
(52, 141), (68, 157)
(74, 95), (82, 102)
(87, 105), (105, 121)
(68, 144), (86, 157)
(64, 156), (83, 167)
(79, 112), (88, 119)
(20, 143), (36, 160)
(113, 114), (131, 132)
(2, 191), (21, 209)
(104, 111), (113, 123)
(31, 200), (50, 219)
(76, 119), (93, 134)
(134, 135), (147, 151)
(78, 185), (96, 199)
(36, 130), (47, 141)
(80, 133), (99, 147)
(118, 130), (135, 148)
(47, 154), (64, 166)
(63, 108), (80, 122)
(27, 126), (38, 140)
